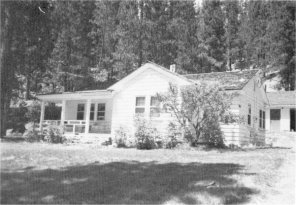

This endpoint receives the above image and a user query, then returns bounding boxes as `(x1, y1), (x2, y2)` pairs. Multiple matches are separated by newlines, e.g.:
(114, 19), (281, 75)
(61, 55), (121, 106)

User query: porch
(38, 90), (113, 135)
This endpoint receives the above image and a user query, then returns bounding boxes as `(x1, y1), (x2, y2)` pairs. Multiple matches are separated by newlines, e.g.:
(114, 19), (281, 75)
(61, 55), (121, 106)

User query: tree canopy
(1, 0), (295, 136)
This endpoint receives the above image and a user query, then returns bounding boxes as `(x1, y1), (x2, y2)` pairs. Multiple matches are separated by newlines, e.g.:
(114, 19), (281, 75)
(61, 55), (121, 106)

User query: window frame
(263, 111), (265, 129)
(270, 109), (281, 120)
(77, 103), (85, 120)
(248, 104), (251, 125)
(135, 96), (146, 115)
(259, 110), (263, 128)
(90, 103), (95, 121)
(150, 96), (161, 117)
(97, 103), (106, 121)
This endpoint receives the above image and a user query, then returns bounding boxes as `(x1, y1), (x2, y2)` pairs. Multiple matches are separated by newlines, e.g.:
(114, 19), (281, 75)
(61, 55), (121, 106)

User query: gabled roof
(266, 91), (296, 107)
(183, 69), (260, 90)
(107, 62), (192, 91)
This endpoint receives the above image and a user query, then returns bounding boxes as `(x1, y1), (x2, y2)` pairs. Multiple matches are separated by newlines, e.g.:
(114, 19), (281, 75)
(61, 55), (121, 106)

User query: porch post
(85, 99), (91, 134)
(61, 100), (66, 125)
(39, 101), (45, 132)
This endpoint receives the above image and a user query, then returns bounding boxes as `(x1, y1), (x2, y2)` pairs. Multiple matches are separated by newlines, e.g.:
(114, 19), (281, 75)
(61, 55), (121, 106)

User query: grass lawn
(1, 142), (295, 204)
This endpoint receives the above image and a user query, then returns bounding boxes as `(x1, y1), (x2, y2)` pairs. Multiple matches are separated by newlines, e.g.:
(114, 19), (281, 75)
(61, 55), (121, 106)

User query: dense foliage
(157, 83), (234, 147)
(1, 0), (295, 136)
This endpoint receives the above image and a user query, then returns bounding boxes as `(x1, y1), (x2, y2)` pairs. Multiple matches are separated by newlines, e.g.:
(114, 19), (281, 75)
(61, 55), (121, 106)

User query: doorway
(290, 109), (296, 132)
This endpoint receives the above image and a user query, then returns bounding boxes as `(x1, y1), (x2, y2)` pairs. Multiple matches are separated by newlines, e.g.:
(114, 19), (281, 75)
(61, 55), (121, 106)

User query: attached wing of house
(37, 62), (294, 147)
(266, 91), (296, 132)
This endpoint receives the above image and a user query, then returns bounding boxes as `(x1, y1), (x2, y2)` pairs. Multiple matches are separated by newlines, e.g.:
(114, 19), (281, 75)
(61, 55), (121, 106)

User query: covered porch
(38, 90), (113, 135)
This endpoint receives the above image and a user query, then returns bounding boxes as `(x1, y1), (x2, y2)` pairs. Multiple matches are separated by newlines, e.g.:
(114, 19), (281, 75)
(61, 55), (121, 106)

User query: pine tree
(223, 1), (241, 71)
(49, 1), (95, 92)
(197, 0), (226, 72)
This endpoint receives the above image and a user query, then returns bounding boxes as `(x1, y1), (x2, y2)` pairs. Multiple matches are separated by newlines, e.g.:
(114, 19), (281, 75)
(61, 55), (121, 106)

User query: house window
(135, 97), (145, 115)
(259, 110), (263, 128)
(90, 103), (95, 120)
(77, 104), (85, 120)
(270, 109), (281, 120)
(97, 103), (105, 120)
(150, 96), (160, 117)
(248, 104), (251, 125)
(263, 111), (265, 129)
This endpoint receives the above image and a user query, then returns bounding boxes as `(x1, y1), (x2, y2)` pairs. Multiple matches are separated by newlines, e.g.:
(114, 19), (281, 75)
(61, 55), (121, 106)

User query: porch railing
(42, 120), (111, 134)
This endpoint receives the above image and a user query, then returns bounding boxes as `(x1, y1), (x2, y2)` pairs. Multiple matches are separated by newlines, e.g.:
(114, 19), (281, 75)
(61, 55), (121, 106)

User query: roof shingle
(183, 69), (260, 90)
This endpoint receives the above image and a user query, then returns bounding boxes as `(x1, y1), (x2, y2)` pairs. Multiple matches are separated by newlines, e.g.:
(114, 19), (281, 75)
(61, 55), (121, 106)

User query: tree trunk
(25, 74), (30, 100)
(0, 2), (15, 137)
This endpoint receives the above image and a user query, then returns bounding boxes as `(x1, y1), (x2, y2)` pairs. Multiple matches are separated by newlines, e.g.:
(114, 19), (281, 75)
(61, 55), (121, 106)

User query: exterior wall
(111, 68), (182, 136)
(222, 76), (268, 146)
(281, 108), (290, 131)
(220, 124), (241, 146)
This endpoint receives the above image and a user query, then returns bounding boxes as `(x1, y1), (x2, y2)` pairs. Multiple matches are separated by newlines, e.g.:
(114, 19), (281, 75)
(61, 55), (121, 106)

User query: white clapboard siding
(111, 68), (183, 136)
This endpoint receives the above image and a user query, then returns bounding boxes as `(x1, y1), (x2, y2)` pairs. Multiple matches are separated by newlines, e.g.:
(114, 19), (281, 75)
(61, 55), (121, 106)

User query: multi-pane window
(77, 104), (85, 120)
(97, 103), (105, 120)
(135, 97), (145, 115)
(248, 104), (251, 125)
(263, 111), (265, 129)
(90, 103), (95, 120)
(150, 96), (160, 117)
(259, 110), (263, 128)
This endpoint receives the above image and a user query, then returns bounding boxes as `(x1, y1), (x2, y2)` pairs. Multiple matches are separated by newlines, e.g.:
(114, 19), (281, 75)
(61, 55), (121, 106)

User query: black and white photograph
(1, 0), (295, 204)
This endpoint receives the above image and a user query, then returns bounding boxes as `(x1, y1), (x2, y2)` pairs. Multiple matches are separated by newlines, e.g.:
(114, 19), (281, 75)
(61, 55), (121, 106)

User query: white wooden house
(37, 62), (285, 146)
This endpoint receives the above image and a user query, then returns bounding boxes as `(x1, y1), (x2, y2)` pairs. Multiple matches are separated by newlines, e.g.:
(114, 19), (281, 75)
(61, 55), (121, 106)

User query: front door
(270, 109), (281, 132)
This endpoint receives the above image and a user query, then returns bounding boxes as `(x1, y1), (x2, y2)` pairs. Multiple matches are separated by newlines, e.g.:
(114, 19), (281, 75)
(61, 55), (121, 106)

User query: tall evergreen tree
(197, 0), (226, 72)
(49, 1), (95, 92)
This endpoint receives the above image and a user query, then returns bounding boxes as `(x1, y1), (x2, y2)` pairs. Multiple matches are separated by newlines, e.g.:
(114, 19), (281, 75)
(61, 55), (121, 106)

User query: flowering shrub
(157, 82), (235, 148)
(134, 117), (160, 150)
(114, 126), (135, 148)
(43, 125), (66, 143)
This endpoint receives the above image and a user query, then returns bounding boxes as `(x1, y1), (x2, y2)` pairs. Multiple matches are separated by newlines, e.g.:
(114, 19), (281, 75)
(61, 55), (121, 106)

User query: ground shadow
(1, 161), (258, 204)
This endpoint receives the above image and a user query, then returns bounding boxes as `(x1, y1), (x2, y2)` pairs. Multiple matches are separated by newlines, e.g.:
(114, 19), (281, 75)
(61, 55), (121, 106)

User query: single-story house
(37, 62), (295, 146)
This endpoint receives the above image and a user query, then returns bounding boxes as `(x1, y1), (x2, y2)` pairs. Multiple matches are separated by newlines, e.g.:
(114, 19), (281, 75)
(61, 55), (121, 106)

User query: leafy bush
(43, 125), (66, 143)
(165, 122), (182, 148)
(25, 101), (41, 125)
(7, 104), (28, 133)
(134, 117), (159, 150)
(23, 128), (44, 142)
(114, 126), (134, 148)
(101, 137), (112, 146)
(201, 119), (225, 148)
(157, 82), (235, 148)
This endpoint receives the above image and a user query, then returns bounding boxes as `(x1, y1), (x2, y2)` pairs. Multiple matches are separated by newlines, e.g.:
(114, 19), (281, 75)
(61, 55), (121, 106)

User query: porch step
(265, 131), (296, 148)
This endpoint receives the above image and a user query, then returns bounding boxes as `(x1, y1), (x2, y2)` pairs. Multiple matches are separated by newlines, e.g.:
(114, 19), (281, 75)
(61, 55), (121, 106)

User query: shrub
(114, 126), (134, 148)
(43, 125), (66, 143)
(134, 117), (159, 150)
(23, 128), (44, 142)
(165, 122), (182, 148)
(7, 103), (28, 133)
(101, 137), (112, 146)
(157, 82), (235, 148)
(201, 119), (225, 148)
